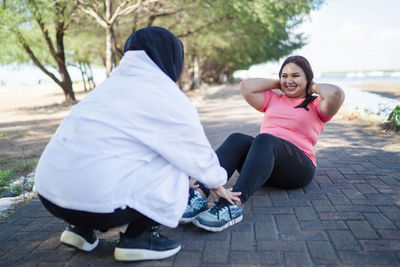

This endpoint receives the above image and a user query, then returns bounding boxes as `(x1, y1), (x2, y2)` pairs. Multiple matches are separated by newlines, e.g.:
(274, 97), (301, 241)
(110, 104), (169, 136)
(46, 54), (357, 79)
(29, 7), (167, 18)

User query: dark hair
(278, 55), (317, 111)
(123, 26), (184, 82)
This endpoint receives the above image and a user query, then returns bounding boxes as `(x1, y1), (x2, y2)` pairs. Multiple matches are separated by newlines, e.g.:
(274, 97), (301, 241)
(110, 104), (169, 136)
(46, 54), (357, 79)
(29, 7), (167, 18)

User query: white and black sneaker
(60, 225), (99, 252)
(114, 228), (181, 261)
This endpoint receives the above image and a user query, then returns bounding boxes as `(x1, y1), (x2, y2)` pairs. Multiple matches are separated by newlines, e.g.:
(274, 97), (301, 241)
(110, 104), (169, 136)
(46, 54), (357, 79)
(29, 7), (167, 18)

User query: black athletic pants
(39, 195), (157, 237)
(196, 133), (316, 203)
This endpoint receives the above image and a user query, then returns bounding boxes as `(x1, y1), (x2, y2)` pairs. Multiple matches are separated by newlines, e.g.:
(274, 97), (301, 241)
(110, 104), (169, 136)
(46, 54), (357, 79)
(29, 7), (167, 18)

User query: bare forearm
(311, 83), (345, 115)
(240, 78), (280, 94)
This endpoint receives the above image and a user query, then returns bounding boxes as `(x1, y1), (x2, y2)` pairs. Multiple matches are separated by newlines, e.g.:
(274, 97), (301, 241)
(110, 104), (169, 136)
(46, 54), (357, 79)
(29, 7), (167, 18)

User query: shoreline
(349, 81), (400, 100)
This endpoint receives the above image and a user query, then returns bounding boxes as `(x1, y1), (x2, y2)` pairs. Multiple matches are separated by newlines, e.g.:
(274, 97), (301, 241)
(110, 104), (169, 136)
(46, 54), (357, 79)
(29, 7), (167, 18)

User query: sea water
(318, 75), (400, 119)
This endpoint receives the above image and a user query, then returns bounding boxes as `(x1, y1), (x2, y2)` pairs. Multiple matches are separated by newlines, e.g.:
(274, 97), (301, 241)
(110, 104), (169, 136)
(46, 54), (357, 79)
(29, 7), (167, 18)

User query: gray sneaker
(192, 200), (243, 232)
(179, 188), (208, 224)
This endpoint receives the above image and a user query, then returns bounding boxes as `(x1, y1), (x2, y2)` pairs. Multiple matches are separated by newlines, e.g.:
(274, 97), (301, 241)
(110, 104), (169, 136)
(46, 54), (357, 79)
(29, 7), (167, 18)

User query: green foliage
(157, 0), (323, 84)
(1, 0), (323, 88)
(387, 105), (400, 131)
(0, 159), (36, 197)
(0, 169), (14, 187)
(0, 0), (56, 65)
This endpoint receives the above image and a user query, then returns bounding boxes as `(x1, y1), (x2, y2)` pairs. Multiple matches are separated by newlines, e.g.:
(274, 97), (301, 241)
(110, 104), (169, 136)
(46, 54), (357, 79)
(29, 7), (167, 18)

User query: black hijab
(123, 26), (184, 82)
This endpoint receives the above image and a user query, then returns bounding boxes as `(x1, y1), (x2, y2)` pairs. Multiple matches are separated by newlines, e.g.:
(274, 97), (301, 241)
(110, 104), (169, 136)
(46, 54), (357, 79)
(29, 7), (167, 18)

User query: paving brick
(300, 221), (347, 231)
(203, 240), (229, 263)
(183, 228), (229, 241)
(351, 199), (393, 206)
(354, 183), (378, 194)
(290, 192), (327, 200)
(328, 230), (361, 251)
(252, 206), (294, 215)
(326, 193), (351, 205)
(335, 205), (378, 212)
(275, 215), (301, 233)
(325, 170), (344, 179)
(20, 250), (76, 265)
(347, 220), (379, 239)
(361, 240), (400, 252)
(0, 225), (23, 241)
(286, 189), (305, 198)
(257, 240), (307, 252)
(363, 212), (396, 229)
(254, 216), (278, 240)
(379, 176), (400, 187)
(251, 195), (271, 207)
(339, 251), (399, 265)
(273, 199), (311, 207)
(229, 251), (282, 265)
(377, 229), (400, 240)
(307, 241), (339, 264)
(368, 179), (390, 189)
(268, 190), (288, 201)
(311, 199), (335, 212)
(365, 192), (399, 200)
(318, 212), (363, 220)
(283, 251), (313, 266)
(339, 167), (357, 175)
(231, 230), (254, 251)
(341, 188), (366, 200)
(378, 206), (400, 221)
(314, 175), (333, 185)
(174, 251), (202, 267)
(180, 240), (204, 251)
(294, 207), (318, 221)
(280, 231), (328, 241)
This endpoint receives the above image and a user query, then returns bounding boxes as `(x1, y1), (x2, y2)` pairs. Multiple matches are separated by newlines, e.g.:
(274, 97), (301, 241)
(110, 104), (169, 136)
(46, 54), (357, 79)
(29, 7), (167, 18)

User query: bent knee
(226, 132), (253, 145)
(253, 133), (276, 145)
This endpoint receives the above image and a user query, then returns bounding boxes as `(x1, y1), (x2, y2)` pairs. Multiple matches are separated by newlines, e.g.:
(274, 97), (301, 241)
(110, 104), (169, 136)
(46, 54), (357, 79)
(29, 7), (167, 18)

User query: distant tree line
(0, 0), (323, 101)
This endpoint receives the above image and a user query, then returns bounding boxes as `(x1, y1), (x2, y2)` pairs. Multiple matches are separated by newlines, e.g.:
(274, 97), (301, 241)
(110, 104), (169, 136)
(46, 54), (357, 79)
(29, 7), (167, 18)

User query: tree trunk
(59, 65), (76, 102)
(55, 16), (76, 101)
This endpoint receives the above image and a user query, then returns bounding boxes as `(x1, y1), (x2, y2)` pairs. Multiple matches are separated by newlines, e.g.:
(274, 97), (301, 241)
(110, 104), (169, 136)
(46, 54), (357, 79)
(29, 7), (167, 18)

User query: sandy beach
(351, 81), (400, 100)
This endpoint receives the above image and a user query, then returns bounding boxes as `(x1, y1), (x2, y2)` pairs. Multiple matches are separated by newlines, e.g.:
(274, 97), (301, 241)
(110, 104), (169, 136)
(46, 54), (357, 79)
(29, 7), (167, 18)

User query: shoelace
(209, 202), (232, 220)
(188, 188), (203, 205)
(150, 226), (161, 238)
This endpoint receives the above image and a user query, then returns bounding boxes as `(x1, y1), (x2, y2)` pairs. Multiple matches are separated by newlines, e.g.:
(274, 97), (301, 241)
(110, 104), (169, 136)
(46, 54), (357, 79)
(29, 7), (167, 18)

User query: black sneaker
(60, 225), (99, 252)
(114, 228), (181, 261)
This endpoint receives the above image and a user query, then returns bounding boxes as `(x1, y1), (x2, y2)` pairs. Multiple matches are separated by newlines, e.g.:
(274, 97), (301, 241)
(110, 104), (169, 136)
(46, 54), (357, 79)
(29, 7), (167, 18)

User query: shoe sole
(114, 245), (181, 261)
(179, 210), (208, 224)
(60, 230), (99, 252)
(192, 215), (243, 232)
(179, 217), (195, 224)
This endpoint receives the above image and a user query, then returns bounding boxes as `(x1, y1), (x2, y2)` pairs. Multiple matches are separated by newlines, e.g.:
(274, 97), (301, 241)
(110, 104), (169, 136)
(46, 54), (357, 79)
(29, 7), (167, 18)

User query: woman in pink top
(180, 55), (345, 232)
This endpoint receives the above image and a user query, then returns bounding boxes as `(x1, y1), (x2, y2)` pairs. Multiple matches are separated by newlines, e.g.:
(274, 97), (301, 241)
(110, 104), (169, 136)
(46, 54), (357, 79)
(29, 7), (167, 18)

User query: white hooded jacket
(35, 51), (227, 227)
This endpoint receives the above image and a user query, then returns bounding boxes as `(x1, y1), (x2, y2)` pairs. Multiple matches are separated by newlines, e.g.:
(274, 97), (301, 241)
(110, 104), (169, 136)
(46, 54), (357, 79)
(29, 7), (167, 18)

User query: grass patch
(0, 159), (37, 198)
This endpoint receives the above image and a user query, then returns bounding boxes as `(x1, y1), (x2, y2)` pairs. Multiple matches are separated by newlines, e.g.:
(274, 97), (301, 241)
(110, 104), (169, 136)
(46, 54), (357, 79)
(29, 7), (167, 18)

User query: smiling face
(280, 62), (308, 99)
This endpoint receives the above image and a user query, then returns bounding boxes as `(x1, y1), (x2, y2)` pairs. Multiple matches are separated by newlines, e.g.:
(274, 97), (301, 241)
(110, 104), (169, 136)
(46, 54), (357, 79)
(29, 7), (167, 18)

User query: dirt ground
(0, 81), (399, 171)
(0, 83), (87, 170)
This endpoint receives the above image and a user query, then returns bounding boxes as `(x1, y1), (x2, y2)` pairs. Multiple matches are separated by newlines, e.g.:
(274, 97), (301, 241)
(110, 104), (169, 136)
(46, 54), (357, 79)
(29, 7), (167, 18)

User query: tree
(162, 0), (323, 87)
(75, 0), (195, 76)
(0, 0), (77, 101)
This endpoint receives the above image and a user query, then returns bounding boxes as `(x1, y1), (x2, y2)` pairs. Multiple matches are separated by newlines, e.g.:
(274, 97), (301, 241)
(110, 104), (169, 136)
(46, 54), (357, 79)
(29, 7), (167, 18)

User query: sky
(244, 0), (400, 76)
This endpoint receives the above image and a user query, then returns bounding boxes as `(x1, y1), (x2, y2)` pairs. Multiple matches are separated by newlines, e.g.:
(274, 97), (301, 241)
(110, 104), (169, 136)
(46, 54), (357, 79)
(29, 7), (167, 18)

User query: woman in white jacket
(34, 26), (240, 262)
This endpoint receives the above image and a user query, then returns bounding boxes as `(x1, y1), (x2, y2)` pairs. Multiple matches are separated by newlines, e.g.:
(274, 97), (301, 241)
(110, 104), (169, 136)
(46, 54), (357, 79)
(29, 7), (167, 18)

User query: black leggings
(39, 195), (157, 237)
(197, 133), (316, 203)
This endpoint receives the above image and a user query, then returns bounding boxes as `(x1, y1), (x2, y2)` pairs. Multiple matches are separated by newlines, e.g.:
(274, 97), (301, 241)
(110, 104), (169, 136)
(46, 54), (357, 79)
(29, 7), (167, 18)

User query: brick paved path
(1, 84), (400, 266)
